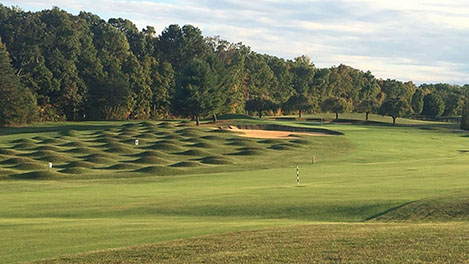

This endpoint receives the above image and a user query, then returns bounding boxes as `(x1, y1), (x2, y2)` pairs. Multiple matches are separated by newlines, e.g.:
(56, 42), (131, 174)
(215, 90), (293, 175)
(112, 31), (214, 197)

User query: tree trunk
(258, 110), (262, 119)
(299, 110), (302, 119)
(335, 112), (339, 120)
(366, 112), (369, 121)
(196, 115), (200, 126)
(212, 114), (217, 122)
(392, 116), (396, 125)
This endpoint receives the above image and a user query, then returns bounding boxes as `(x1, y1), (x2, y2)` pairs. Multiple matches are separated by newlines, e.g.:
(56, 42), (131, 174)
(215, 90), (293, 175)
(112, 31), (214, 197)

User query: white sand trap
(226, 126), (328, 139)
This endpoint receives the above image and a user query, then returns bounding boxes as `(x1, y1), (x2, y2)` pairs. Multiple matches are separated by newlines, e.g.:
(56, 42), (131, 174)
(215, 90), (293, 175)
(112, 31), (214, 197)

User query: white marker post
(296, 166), (300, 185)
(48, 162), (53, 172)
(312, 156), (316, 164)
(135, 139), (139, 146)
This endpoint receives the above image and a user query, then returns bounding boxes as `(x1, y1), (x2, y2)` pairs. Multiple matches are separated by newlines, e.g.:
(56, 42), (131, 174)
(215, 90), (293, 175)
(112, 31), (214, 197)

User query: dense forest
(0, 5), (468, 127)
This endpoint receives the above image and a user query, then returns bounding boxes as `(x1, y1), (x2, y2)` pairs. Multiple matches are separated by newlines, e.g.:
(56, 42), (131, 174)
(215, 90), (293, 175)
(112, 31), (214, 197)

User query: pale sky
(3, 0), (469, 85)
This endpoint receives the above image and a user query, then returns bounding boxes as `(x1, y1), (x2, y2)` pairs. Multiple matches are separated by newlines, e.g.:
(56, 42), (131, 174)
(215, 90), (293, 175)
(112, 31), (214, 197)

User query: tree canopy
(0, 4), (467, 126)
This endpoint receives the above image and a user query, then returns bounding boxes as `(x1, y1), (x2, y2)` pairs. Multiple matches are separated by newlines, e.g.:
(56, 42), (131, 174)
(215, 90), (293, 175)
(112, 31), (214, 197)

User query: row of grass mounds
(0, 119), (332, 179)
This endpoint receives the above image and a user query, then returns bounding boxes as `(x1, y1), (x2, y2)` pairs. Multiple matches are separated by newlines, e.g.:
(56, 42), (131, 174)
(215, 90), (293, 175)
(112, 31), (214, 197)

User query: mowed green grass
(2, 115), (469, 263)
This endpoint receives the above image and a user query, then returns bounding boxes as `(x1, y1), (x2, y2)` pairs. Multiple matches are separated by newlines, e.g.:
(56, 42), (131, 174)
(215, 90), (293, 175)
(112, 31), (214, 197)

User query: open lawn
(2, 114), (469, 263)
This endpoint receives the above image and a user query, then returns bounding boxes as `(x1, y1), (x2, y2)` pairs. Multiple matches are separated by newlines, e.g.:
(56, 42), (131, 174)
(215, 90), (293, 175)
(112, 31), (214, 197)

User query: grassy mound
(138, 133), (158, 139)
(60, 167), (92, 174)
(148, 142), (184, 152)
(200, 135), (224, 141)
(106, 163), (142, 170)
(34, 145), (62, 152)
(370, 196), (469, 221)
(1, 157), (37, 165)
(133, 150), (168, 158)
(225, 138), (256, 146)
(92, 137), (119, 144)
(64, 161), (96, 169)
(12, 162), (45, 170)
(62, 129), (79, 137)
(40, 138), (65, 145)
(139, 121), (156, 128)
(156, 131), (171, 136)
(289, 139), (311, 145)
(105, 146), (136, 154)
(178, 149), (210, 156)
(102, 142), (130, 149)
(135, 165), (180, 175)
(211, 129), (232, 134)
(122, 123), (138, 128)
(191, 142), (216, 149)
(132, 156), (168, 164)
(11, 171), (60, 180)
(0, 168), (14, 177)
(163, 134), (184, 140)
(65, 147), (97, 154)
(60, 141), (89, 148)
(119, 131), (139, 137)
(0, 149), (18, 155)
(14, 142), (37, 150)
(170, 161), (202, 167)
(27, 150), (59, 158)
(258, 139), (282, 144)
(230, 149), (264, 156)
(31, 136), (48, 141)
(158, 122), (174, 128)
(11, 138), (36, 144)
(200, 156), (232, 165)
(83, 154), (116, 164)
(114, 134), (132, 141)
(38, 153), (72, 163)
(269, 144), (295, 150)
(122, 139), (146, 145)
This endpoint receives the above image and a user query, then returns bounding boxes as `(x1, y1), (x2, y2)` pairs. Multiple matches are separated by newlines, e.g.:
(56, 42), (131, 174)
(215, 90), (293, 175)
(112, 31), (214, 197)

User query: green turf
(1, 115), (469, 263)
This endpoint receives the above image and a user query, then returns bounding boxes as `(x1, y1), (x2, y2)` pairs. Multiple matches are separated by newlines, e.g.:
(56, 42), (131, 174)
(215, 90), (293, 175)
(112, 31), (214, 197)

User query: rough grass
(35, 223), (469, 264)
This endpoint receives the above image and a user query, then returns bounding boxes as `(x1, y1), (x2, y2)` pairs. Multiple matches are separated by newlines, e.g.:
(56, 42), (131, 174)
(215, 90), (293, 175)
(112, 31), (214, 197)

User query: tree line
(0, 5), (468, 127)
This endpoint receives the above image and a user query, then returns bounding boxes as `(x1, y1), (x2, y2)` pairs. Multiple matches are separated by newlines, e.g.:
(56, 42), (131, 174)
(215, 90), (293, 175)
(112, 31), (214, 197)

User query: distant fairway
(2, 114), (469, 263)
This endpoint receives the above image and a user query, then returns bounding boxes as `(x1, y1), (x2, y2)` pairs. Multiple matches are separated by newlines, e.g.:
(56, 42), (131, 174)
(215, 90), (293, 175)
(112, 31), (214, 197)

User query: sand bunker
(226, 126), (328, 139)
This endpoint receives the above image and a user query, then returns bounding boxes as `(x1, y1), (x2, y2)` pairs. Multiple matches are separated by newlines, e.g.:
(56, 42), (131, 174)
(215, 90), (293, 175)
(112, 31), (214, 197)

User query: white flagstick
(296, 166), (300, 185)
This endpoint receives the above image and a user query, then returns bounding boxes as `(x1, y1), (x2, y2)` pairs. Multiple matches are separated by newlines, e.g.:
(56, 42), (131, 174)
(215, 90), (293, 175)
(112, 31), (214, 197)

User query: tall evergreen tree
(172, 59), (220, 125)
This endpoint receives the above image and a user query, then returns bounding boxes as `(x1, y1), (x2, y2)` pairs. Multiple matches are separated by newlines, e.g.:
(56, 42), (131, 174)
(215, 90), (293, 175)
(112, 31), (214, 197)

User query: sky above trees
(6, 0), (468, 84)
